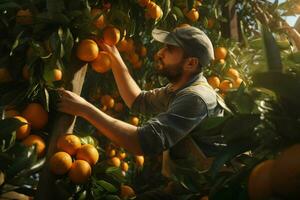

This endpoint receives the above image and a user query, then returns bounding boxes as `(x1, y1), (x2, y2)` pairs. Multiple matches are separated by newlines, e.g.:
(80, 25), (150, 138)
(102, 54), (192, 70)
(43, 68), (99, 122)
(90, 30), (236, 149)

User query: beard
(155, 59), (184, 83)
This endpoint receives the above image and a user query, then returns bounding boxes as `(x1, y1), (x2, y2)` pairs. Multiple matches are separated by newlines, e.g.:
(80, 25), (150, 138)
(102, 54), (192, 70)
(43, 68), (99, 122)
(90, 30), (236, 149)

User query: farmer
(57, 25), (224, 199)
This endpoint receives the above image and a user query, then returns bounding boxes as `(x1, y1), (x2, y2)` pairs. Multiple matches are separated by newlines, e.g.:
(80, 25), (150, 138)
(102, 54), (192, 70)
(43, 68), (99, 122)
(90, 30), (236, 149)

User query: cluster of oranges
(248, 144), (300, 200)
(207, 47), (243, 97)
(183, 0), (202, 22)
(138, 0), (163, 21)
(50, 134), (99, 184)
(118, 38), (147, 70)
(4, 103), (48, 157)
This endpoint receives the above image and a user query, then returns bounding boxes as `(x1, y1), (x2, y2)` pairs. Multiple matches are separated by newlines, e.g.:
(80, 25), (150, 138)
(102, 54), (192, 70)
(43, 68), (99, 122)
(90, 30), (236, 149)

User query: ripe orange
(109, 157), (121, 167)
(135, 156), (144, 167)
(219, 80), (233, 92)
(184, 8), (199, 22)
(0, 68), (12, 82)
(207, 18), (214, 29)
(50, 152), (73, 175)
(132, 60), (142, 69)
(22, 103), (48, 130)
(101, 95), (115, 108)
(207, 76), (220, 89)
(226, 68), (239, 80)
(138, 0), (150, 7)
(114, 102), (124, 112)
(91, 8), (106, 29)
(117, 39), (129, 52)
(76, 144), (99, 166)
(68, 160), (92, 184)
(57, 134), (81, 156)
(139, 46), (147, 57)
(22, 134), (46, 157)
(16, 9), (33, 25)
(271, 144), (300, 198)
(127, 52), (139, 64)
(147, 3), (163, 20)
(121, 162), (129, 172)
(248, 160), (274, 200)
(53, 69), (62, 81)
(200, 196), (209, 200)
(118, 151), (126, 160)
(76, 39), (99, 62)
(130, 116), (139, 126)
(233, 78), (243, 89)
(103, 26), (120, 46)
(214, 47), (228, 60)
(176, 23), (191, 28)
(120, 185), (135, 199)
(14, 116), (31, 140)
(91, 51), (111, 73)
(22, 65), (30, 80)
(107, 148), (116, 158)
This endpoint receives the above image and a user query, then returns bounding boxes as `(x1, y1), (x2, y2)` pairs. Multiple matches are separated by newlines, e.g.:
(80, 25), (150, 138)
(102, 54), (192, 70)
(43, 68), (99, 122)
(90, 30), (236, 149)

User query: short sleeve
(131, 87), (172, 114)
(137, 92), (208, 156)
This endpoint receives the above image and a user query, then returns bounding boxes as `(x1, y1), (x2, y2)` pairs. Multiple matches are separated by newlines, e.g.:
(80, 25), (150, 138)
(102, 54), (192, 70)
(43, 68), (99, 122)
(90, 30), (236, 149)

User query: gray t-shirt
(131, 73), (223, 177)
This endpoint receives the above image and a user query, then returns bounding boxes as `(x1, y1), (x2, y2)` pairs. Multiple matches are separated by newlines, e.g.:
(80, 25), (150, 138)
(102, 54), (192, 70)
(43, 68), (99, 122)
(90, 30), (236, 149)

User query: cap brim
(152, 28), (180, 47)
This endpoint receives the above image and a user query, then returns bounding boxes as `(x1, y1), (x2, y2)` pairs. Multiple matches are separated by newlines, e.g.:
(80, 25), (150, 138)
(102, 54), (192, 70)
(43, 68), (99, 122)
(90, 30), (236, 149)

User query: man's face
(155, 45), (186, 82)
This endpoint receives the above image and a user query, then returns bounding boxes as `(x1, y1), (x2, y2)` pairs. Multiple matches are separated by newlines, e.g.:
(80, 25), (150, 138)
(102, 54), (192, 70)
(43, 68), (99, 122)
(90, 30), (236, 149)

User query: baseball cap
(152, 26), (214, 67)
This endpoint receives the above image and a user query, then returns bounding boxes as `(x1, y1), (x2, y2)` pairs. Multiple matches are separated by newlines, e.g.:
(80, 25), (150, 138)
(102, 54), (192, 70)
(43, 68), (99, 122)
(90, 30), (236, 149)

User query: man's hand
(56, 89), (91, 117)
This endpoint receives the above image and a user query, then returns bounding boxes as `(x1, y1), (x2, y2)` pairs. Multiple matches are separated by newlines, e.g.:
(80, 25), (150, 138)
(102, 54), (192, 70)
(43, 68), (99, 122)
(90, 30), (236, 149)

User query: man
(57, 26), (223, 199)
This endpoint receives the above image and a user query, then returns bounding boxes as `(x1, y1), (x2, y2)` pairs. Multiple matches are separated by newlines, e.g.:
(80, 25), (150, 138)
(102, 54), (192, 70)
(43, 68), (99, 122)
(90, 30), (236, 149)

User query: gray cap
(152, 26), (214, 67)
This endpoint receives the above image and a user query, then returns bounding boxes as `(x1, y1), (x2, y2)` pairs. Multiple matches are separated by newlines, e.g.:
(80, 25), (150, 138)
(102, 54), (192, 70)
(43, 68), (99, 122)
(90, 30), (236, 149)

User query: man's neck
(169, 73), (197, 91)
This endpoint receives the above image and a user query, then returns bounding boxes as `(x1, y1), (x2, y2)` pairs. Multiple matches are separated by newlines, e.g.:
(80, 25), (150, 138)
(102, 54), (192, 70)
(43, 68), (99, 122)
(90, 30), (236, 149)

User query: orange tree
(0, 0), (300, 199)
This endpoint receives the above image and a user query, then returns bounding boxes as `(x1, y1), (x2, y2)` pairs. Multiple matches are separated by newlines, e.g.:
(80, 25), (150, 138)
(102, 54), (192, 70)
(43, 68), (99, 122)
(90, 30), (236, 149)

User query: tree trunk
(35, 63), (88, 200)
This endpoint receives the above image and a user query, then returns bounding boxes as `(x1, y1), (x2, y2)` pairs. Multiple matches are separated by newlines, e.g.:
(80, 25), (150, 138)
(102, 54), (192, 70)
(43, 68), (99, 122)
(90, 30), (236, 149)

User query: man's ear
(184, 57), (199, 71)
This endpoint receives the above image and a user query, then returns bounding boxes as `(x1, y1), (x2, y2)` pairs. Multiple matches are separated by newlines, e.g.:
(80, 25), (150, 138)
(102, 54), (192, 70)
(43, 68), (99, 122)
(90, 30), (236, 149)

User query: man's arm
(57, 89), (143, 155)
(99, 42), (141, 108)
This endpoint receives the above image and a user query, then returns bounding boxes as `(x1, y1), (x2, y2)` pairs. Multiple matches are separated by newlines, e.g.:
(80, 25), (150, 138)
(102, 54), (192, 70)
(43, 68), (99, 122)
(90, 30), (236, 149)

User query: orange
(117, 38), (130, 52)
(101, 95), (115, 108)
(22, 103), (48, 130)
(200, 196), (209, 200)
(133, 60), (142, 69)
(118, 151), (126, 160)
(68, 160), (92, 184)
(107, 148), (116, 158)
(138, 0), (150, 7)
(219, 80), (233, 92)
(14, 116), (31, 140)
(176, 23), (191, 28)
(22, 134), (46, 157)
(226, 68), (239, 80)
(184, 8), (199, 22)
(126, 38), (135, 52)
(103, 26), (120, 46)
(207, 76), (220, 89)
(146, 3), (163, 20)
(139, 46), (147, 57)
(50, 152), (73, 175)
(53, 69), (62, 81)
(271, 144), (300, 198)
(22, 65), (30, 80)
(128, 52), (139, 64)
(114, 102), (124, 112)
(120, 185), (135, 199)
(135, 156), (144, 167)
(91, 8), (106, 29)
(109, 157), (121, 167)
(16, 9), (33, 25)
(207, 18), (214, 29)
(57, 134), (81, 156)
(76, 39), (99, 62)
(91, 51), (111, 73)
(233, 78), (243, 89)
(248, 160), (274, 200)
(130, 116), (139, 126)
(0, 68), (12, 82)
(214, 47), (227, 60)
(76, 144), (99, 166)
(121, 162), (129, 172)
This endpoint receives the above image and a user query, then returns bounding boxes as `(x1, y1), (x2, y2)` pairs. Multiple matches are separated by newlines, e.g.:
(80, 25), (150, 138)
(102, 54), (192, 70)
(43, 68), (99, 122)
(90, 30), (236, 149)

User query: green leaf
(47, 0), (65, 13)
(97, 180), (117, 193)
(209, 142), (251, 179)
(172, 6), (184, 19)
(262, 25), (283, 72)
(104, 195), (121, 200)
